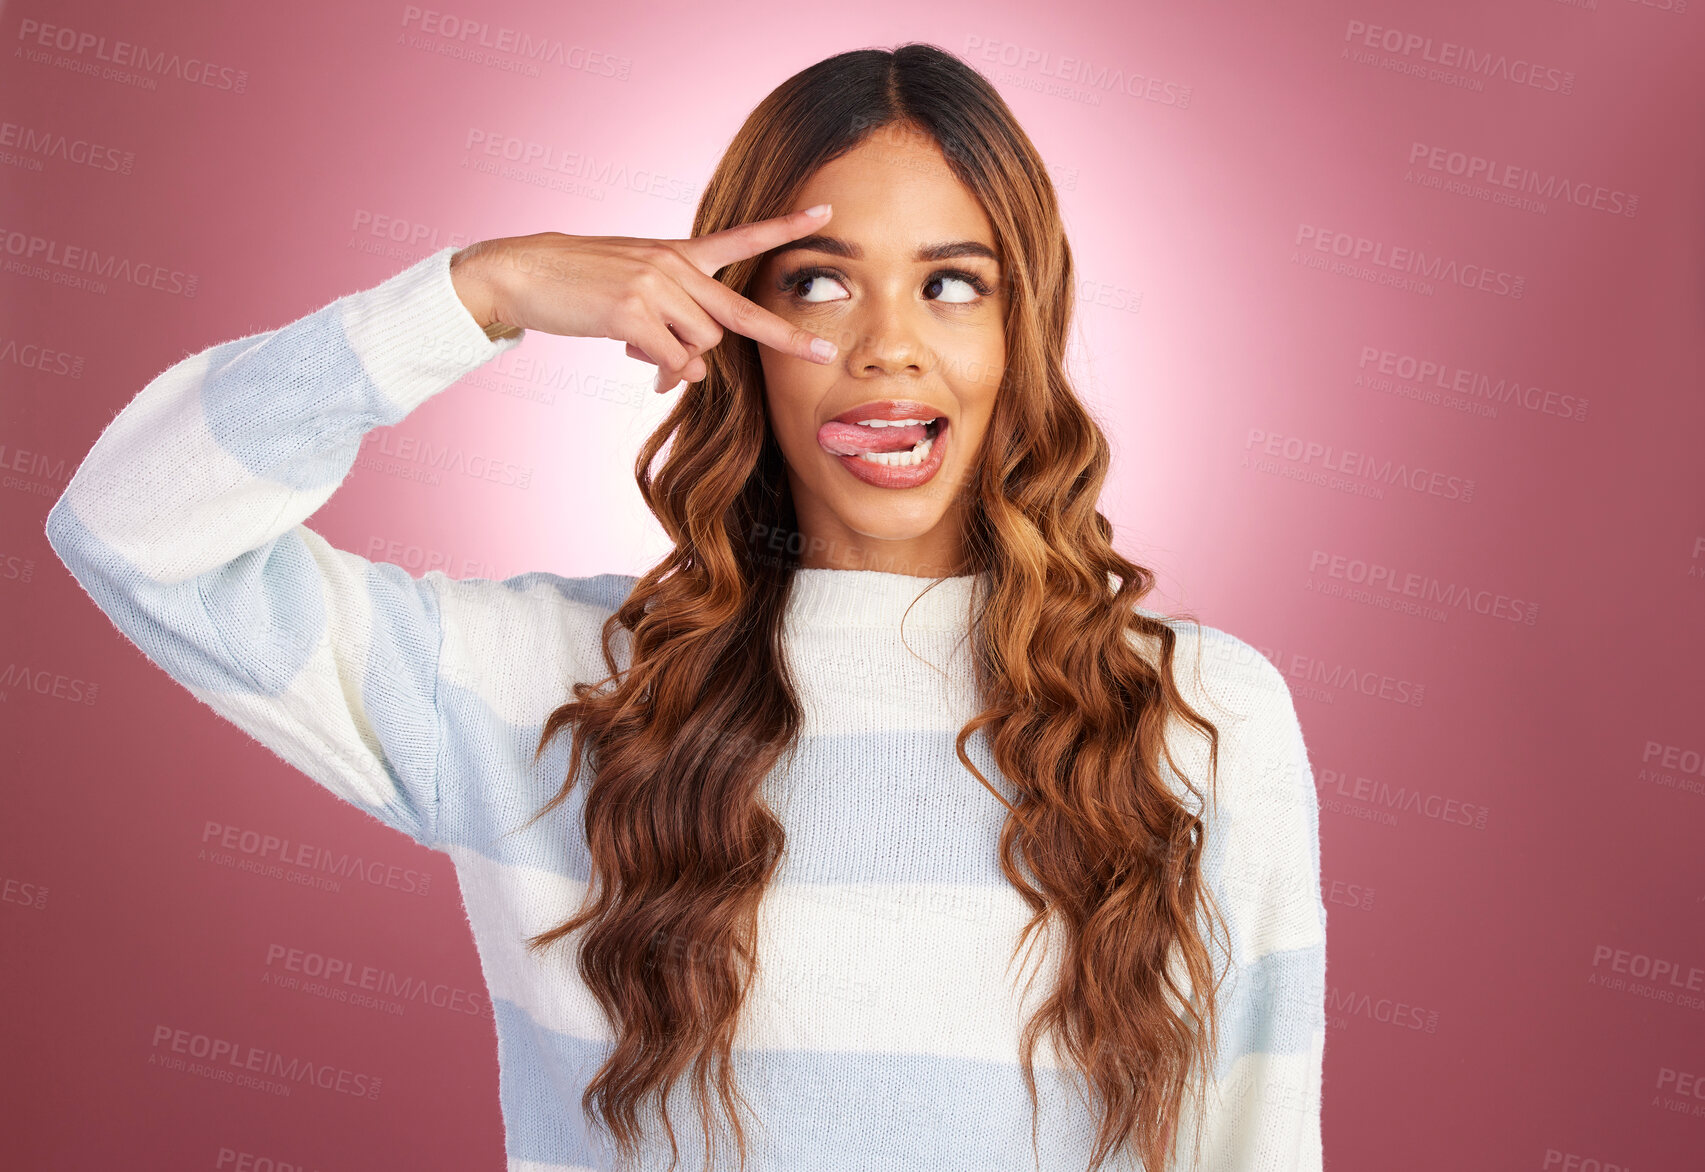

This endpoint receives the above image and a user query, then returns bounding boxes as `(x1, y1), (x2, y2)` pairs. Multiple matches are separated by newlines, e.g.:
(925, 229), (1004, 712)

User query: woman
(46, 43), (1324, 1172)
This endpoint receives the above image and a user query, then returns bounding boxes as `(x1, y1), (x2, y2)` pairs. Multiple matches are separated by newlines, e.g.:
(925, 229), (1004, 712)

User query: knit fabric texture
(45, 245), (1326, 1172)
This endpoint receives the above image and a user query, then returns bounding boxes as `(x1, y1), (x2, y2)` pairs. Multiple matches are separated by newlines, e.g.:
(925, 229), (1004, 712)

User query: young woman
(47, 43), (1324, 1172)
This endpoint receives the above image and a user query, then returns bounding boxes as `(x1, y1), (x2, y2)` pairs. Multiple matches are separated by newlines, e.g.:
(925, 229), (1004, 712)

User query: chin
(834, 498), (949, 540)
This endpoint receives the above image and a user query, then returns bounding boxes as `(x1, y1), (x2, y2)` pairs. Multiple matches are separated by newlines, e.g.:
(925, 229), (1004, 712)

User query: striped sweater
(44, 245), (1326, 1172)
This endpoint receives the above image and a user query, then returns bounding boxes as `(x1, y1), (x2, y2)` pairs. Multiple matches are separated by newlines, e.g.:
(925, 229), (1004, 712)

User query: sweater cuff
(337, 245), (526, 419)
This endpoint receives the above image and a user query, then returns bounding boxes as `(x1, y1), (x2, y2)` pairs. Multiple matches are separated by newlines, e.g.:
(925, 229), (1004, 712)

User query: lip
(828, 398), (949, 426)
(826, 414), (950, 490)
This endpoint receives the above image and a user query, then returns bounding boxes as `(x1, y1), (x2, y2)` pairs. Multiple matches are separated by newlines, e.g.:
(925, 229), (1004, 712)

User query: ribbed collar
(785, 567), (989, 630)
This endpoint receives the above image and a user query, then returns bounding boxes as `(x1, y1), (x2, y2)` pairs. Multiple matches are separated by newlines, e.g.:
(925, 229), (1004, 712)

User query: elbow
(44, 492), (83, 575)
(44, 489), (116, 595)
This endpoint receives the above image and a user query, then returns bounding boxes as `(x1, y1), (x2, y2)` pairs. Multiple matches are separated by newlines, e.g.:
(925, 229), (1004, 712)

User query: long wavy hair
(517, 42), (1229, 1172)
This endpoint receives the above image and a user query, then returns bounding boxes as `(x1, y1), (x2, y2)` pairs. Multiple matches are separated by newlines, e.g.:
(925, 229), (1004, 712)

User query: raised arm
(44, 210), (846, 850)
(44, 247), (524, 847)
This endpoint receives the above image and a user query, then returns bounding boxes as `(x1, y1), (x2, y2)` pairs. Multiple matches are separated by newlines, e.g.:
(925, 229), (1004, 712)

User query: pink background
(5, 2), (1704, 1169)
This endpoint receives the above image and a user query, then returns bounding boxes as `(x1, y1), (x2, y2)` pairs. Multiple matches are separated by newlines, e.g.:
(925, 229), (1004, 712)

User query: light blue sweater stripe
(45, 492), (444, 841)
(489, 951), (1321, 1172)
(200, 315), (413, 489)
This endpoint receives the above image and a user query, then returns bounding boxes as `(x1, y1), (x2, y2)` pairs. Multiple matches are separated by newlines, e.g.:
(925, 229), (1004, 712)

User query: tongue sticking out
(817, 420), (931, 457)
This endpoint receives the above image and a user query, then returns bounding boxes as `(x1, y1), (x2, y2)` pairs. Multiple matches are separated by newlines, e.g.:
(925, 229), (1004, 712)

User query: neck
(785, 565), (988, 631)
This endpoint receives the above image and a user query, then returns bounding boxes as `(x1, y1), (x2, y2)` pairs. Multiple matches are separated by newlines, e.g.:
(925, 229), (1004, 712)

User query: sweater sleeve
(1204, 658), (1327, 1172)
(43, 246), (524, 849)
(1173, 651), (1329, 1172)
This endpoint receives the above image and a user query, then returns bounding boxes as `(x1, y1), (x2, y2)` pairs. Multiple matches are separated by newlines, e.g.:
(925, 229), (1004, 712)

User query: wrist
(450, 241), (522, 340)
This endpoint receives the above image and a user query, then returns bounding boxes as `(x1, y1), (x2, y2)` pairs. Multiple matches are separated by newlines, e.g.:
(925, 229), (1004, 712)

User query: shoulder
(1128, 609), (1323, 951)
(1125, 605), (1312, 818)
(1128, 603), (1295, 730)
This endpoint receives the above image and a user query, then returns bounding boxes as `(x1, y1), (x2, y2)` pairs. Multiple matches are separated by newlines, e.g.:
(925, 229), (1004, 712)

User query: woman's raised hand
(449, 205), (840, 394)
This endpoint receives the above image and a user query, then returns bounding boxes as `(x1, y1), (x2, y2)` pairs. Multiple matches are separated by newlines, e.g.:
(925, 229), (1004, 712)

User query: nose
(840, 291), (931, 379)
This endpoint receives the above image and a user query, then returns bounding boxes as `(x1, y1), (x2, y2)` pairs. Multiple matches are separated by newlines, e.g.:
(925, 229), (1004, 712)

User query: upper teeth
(854, 417), (937, 427)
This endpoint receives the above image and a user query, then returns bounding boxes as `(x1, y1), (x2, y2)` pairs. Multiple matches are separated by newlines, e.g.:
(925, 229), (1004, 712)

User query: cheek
(756, 357), (822, 451)
(955, 333), (1005, 414)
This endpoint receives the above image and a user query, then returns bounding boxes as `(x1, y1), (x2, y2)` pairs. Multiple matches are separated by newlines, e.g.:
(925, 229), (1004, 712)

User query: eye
(783, 266), (850, 304)
(925, 269), (994, 304)
(780, 264), (996, 307)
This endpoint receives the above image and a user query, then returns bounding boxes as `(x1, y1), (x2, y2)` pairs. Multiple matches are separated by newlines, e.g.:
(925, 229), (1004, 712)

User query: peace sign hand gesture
(449, 205), (840, 395)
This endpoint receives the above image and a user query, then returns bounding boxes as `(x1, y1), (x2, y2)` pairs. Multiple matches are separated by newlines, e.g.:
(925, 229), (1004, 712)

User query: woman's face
(748, 127), (1007, 578)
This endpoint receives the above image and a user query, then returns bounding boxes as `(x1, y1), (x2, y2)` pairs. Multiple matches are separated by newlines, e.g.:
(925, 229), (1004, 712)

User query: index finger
(673, 259), (840, 364)
(679, 203), (832, 277)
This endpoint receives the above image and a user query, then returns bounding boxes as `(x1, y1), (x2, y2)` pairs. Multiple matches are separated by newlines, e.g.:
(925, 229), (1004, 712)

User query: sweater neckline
(785, 567), (988, 630)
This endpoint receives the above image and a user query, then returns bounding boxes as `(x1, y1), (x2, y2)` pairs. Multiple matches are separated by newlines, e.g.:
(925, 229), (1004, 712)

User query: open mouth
(842, 415), (942, 467)
(816, 408), (951, 487)
(818, 406), (946, 459)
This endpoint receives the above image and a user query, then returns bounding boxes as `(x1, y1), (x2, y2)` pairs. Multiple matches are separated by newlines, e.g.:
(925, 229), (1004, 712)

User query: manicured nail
(804, 203), (831, 218)
(810, 338), (837, 361)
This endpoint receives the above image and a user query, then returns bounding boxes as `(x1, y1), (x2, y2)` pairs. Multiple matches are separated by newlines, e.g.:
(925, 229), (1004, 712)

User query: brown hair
(518, 42), (1227, 1172)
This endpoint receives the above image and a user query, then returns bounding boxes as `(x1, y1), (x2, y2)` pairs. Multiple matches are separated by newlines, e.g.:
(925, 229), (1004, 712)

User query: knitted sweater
(44, 246), (1326, 1172)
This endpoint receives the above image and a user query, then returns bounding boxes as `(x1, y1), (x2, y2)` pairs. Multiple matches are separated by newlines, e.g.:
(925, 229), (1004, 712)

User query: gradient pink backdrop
(4, 2), (1704, 1169)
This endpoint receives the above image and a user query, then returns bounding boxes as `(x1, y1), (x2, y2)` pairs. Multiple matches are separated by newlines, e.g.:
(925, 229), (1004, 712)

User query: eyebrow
(769, 234), (1000, 265)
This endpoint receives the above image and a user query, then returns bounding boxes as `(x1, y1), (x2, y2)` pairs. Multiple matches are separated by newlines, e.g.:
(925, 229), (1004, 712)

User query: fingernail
(810, 338), (837, 361)
(804, 203), (831, 218)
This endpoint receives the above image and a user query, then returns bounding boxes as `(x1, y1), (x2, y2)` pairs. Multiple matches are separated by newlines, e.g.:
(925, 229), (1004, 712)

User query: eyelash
(779, 264), (996, 305)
